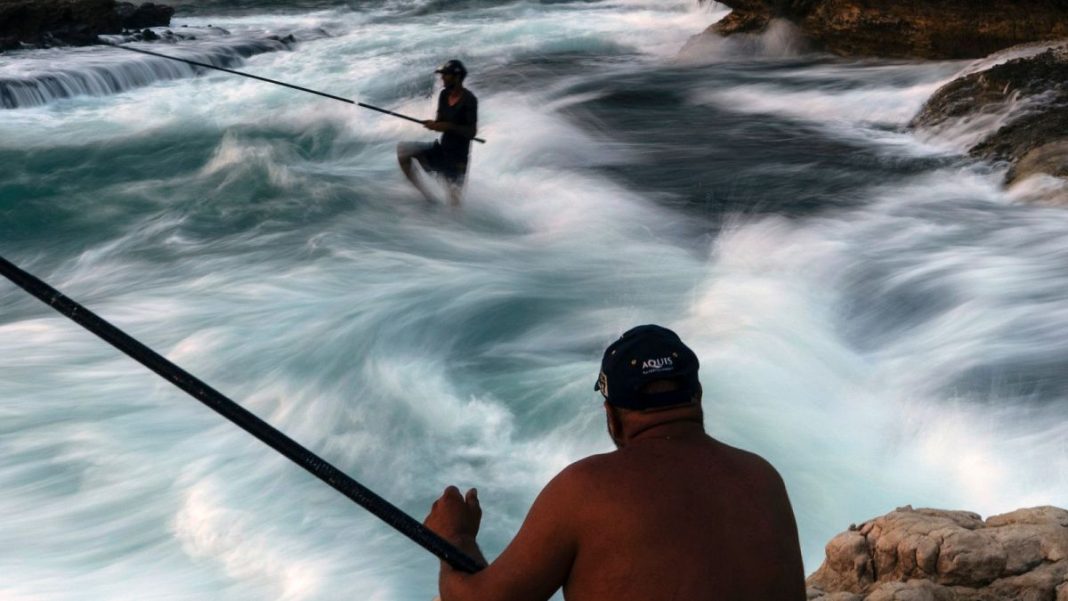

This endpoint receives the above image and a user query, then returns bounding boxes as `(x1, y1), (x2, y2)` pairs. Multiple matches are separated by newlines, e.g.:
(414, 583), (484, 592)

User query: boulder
(0, 0), (173, 50)
(115, 2), (173, 29)
(705, 0), (1068, 59)
(806, 506), (1068, 601)
(910, 44), (1068, 199)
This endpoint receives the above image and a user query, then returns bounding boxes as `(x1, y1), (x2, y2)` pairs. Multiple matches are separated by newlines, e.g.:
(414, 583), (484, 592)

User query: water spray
(0, 255), (485, 574)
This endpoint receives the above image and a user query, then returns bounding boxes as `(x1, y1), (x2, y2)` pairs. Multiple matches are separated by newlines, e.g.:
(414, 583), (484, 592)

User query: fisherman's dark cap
(594, 325), (700, 410)
(435, 59), (467, 78)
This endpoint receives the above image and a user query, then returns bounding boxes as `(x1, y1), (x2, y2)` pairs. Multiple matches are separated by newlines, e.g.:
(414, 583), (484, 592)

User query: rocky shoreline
(806, 505), (1068, 601)
(911, 45), (1068, 194)
(705, 0), (1068, 60)
(0, 0), (174, 50)
(699, 1), (1068, 203)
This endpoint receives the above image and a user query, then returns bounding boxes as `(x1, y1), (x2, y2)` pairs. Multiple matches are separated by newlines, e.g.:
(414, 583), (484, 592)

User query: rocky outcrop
(910, 44), (1068, 199)
(806, 505), (1068, 601)
(0, 0), (173, 51)
(113, 1), (173, 30)
(707, 0), (1068, 59)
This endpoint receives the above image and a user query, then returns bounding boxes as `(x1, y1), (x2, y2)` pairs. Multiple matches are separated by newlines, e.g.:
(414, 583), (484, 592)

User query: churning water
(2, 1), (1066, 599)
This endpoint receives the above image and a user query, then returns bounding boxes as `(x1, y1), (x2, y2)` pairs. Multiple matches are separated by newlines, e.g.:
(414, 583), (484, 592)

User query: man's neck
(625, 418), (705, 444)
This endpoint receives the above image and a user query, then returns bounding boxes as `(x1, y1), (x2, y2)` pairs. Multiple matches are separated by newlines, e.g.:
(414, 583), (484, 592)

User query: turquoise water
(3, 1), (1068, 599)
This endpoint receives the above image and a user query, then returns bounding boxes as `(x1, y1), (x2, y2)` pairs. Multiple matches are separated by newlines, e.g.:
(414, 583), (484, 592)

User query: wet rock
(0, 0), (173, 50)
(115, 2), (173, 29)
(266, 33), (297, 47)
(1, 0), (120, 48)
(1009, 142), (1068, 186)
(911, 44), (1068, 200)
(806, 506), (1068, 600)
(703, 0), (1068, 59)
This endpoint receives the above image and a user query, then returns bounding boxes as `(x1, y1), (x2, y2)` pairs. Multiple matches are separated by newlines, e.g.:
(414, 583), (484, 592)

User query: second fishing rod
(105, 41), (487, 144)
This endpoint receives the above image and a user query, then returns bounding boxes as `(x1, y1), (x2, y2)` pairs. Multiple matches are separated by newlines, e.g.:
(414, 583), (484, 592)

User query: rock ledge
(707, 0), (1068, 59)
(910, 44), (1068, 201)
(0, 0), (174, 50)
(807, 505), (1068, 601)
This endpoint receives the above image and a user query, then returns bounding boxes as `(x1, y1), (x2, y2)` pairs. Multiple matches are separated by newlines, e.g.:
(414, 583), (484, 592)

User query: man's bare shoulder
(539, 451), (624, 500)
(554, 452), (617, 485)
(711, 439), (788, 490)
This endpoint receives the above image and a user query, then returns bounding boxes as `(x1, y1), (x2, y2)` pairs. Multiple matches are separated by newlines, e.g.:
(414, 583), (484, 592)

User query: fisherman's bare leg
(446, 181), (464, 208)
(396, 144), (438, 203)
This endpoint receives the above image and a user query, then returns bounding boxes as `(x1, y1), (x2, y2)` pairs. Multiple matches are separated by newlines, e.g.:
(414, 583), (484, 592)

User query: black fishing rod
(104, 42), (486, 144)
(0, 255), (485, 574)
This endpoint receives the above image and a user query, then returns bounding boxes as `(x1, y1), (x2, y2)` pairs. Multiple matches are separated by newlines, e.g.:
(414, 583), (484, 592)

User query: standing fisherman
(397, 60), (479, 206)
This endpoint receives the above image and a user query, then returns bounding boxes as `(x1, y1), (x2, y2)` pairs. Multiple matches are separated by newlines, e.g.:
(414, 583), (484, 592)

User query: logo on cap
(641, 356), (676, 373)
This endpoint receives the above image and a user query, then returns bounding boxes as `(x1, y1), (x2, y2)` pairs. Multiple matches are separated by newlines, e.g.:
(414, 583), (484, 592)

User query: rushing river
(2, 1), (1066, 599)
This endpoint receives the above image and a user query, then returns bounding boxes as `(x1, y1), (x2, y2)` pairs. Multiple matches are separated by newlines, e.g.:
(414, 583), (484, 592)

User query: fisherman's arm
(765, 466), (807, 599)
(423, 120), (477, 139)
(425, 466), (579, 601)
(423, 96), (478, 139)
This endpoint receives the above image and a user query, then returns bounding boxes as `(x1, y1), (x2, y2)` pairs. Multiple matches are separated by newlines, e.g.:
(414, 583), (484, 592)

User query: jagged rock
(115, 2), (172, 29)
(910, 44), (1068, 200)
(266, 33), (297, 46)
(704, 0), (1068, 59)
(1009, 142), (1068, 186)
(806, 506), (1068, 601)
(0, 0), (173, 50)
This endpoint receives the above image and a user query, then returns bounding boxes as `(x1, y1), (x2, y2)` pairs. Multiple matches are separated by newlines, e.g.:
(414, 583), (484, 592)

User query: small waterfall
(0, 29), (313, 109)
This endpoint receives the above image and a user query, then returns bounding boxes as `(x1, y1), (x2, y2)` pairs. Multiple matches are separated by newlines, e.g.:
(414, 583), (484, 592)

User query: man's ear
(604, 402), (619, 436)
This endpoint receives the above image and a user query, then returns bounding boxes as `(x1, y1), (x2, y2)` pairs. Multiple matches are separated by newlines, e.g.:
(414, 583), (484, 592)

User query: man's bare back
(563, 422), (806, 600)
(424, 325), (806, 601)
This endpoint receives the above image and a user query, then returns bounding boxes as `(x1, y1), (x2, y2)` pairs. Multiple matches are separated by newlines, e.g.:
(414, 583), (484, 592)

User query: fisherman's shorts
(398, 141), (467, 185)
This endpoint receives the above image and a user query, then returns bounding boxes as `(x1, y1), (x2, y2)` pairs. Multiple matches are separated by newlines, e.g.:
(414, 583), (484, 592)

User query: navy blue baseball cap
(594, 325), (700, 410)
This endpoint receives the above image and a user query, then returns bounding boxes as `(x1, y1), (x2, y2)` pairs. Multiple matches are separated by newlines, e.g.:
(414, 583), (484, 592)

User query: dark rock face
(0, 0), (119, 49)
(709, 0), (1068, 59)
(114, 2), (173, 30)
(0, 0), (173, 50)
(806, 506), (1068, 601)
(911, 45), (1068, 194)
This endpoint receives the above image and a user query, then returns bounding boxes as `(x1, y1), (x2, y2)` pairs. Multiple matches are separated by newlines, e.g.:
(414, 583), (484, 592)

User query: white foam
(173, 479), (327, 600)
(676, 18), (809, 64)
(696, 78), (942, 127)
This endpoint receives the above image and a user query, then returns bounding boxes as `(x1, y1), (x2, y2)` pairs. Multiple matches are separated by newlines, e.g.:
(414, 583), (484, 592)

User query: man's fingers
(465, 488), (481, 510)
(466, 488), (483, 530)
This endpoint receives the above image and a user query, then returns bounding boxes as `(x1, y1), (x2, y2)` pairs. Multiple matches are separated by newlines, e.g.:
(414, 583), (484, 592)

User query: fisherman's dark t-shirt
(436, 88), (478, 167)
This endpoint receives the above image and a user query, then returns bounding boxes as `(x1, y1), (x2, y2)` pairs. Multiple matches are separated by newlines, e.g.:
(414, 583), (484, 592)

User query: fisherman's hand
(423, 120), (448, 132)
(424, 486), (482, 544)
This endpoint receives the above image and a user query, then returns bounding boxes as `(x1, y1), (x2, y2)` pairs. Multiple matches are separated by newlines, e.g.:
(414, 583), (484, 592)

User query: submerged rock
(911, 44), (1068, 201)
(705, 0), (1068, 59)
(806, 505), (1068, 600)
(0, 0), (173, 50)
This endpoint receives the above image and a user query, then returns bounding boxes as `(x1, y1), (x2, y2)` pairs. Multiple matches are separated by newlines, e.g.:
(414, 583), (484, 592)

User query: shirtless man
(424, 324), (807, 601)
(397, 59), (478, 207)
